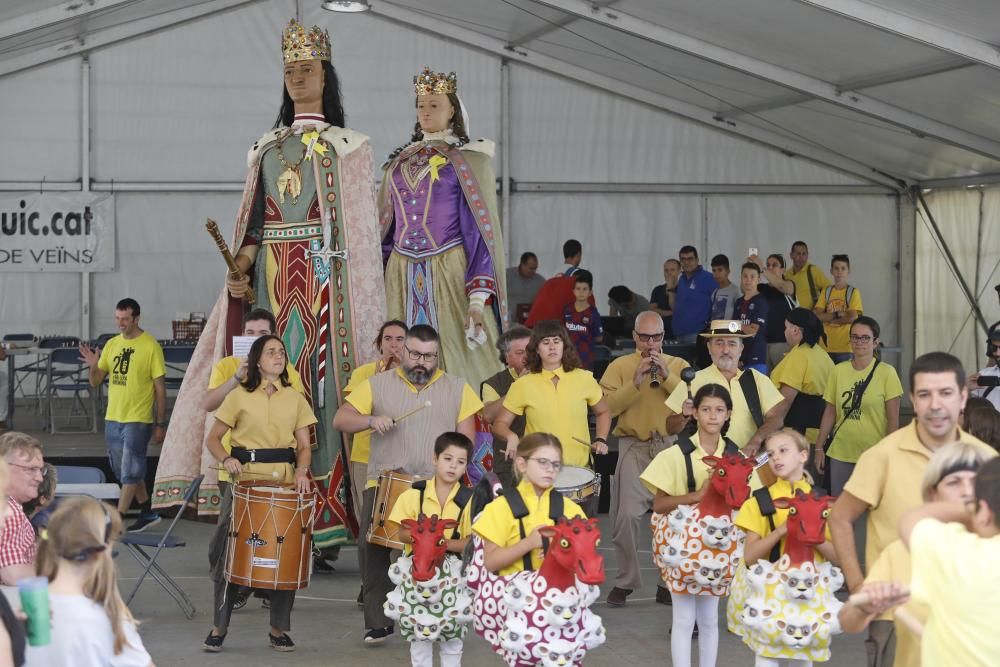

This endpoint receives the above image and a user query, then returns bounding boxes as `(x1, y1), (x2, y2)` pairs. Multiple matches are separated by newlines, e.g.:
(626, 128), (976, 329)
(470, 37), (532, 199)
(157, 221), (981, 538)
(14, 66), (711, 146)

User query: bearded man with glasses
(600, 311), (690, 607)
(0, 432), (44, 584)
(333, 324), (483, 645)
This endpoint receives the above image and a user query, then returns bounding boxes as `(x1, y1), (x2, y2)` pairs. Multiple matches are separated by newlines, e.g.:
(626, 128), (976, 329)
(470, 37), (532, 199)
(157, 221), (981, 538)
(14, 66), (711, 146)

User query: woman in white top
(26, 496), (153, 667)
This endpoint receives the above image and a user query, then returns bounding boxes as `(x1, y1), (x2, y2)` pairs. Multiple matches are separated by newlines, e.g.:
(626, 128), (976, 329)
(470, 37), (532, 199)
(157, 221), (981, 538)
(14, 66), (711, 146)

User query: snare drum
(367, 471), (417, 550)
(224, 483), (316, 591)
(555, 465), (601, 518)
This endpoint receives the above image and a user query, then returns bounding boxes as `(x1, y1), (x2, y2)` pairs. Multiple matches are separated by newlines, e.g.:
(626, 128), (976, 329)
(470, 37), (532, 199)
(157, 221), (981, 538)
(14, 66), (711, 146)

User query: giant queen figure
(153, 19), (386, 550)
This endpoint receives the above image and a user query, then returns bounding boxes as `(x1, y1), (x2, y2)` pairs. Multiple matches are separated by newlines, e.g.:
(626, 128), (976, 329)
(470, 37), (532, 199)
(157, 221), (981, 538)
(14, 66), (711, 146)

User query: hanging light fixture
(321, 0), (371, 11)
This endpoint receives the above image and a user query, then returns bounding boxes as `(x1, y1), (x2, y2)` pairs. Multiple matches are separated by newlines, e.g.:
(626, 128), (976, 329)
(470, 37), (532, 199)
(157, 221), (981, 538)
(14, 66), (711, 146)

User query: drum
(224, 483), (316, 591)
(367, 471), (417, 550)
(555, 465), (601, 518)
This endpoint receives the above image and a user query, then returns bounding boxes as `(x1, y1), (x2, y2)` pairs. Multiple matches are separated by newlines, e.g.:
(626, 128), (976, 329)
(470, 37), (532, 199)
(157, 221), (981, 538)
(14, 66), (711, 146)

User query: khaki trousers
(610, 435), (672, 591)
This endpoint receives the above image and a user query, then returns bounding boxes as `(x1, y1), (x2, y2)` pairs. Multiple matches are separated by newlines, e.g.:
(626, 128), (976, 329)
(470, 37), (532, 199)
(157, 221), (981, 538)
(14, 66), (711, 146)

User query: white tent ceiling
(3, 0), (1000, 188)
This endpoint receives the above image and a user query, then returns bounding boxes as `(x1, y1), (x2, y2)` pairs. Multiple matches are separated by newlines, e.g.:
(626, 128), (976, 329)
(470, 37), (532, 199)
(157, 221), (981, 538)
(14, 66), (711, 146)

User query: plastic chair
(4, 333), (40, 405)
(53, 465), (106, 484)
(162, 345), (195, 392)
(46, 347), (97, 433)
(121, 475), (204, 619)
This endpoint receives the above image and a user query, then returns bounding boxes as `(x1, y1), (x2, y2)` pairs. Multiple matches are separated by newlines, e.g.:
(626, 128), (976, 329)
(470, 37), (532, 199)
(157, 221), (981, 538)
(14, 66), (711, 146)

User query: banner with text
(0, 192), (116, 272)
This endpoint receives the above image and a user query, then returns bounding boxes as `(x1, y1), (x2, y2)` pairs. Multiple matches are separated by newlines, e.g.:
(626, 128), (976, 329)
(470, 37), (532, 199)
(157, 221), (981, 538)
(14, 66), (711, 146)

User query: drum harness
(502, 487), (565, 572)
(410, 480), (473, 541)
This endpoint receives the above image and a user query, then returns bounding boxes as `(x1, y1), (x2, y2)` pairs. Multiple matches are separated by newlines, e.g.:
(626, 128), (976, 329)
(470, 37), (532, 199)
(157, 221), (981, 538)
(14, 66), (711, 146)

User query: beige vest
(366, 371), (465, 482)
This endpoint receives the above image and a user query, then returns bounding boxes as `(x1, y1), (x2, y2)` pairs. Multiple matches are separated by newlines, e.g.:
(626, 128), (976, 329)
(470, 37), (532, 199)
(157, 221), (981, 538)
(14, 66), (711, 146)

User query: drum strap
(752, 487), (782, 563)
(229, 446), (296, 464)
(677, 437), (739, 494)
(504, 487), (564, 572)
(411, 480), (475, 540)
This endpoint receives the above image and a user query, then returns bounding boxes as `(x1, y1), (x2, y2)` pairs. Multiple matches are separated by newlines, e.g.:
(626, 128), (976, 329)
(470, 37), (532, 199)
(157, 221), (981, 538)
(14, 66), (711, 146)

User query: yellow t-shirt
(664, 366), (784, 448)
(783, 264), (830, 310)
(208, 356), (304, 483)
(770, 343), (835, 443)
(601, 352), (689, 441)
(843, 422), (993, 574)
(639, 432), (763, 496)
(97, 332), (165, 423)
(502, 368), (604, 468)
(814, 285), (864, 353)
(910, 520), (1000, 667)
(343, 361), (382, 465)
(822, 359), (904, 463)
(735, 478), (831, 561)
(345, 367), (483, 488)
(387, 477), (474, 554)
(472, 478), (585, 576)
(864, 539), (926, 667)
(214, 380), (317, 485)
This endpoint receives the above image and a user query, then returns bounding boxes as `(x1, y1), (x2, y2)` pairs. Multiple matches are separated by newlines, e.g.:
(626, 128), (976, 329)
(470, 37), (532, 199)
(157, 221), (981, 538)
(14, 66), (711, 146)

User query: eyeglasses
(527, 457), (562, 471)
(635, 332), (664, 343)
(404, 345), (439, 363)
(7, 461), (46, 478)
(849, 334), (873, 343)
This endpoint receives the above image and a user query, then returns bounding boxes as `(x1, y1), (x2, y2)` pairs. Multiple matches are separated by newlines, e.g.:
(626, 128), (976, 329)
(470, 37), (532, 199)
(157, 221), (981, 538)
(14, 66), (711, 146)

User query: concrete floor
(12, 403), (871, 665)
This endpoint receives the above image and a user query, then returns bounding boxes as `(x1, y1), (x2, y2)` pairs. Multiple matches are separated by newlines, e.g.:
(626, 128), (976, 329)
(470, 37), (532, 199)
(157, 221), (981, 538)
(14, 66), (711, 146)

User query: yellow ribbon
(301, 131), (327, 160)
(429, 155), (447, 182)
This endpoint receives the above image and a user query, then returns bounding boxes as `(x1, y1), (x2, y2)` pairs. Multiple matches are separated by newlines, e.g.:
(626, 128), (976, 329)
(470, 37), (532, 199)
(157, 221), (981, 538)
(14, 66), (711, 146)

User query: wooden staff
(206, 218), (255, 304)
(358, 400), (432, 436)
(847, 588), (923, 636)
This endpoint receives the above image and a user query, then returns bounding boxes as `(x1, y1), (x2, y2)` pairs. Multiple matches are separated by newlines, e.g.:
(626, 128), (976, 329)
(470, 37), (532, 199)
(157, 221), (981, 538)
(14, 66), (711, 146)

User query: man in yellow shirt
(79, 298), (165, 532)
(829, 351), (995, 666)
(784, 241), (830, 310)
(900, 457), (1000, 667)
(602, 311), (689, 607)
(665, 320), (784, 456)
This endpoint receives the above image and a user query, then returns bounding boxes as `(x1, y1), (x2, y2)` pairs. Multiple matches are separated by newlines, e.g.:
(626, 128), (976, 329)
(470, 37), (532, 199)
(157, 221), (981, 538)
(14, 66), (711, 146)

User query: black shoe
(269, 633), (295, 652)
(313, 556), (336, 574)
(232, 588), (250, 611)
(606, 587), (632, 607)
(655, 586), (672, 606)
(356, 587), (364, 608)
(127, 512), (161, 532)
(363, 626), (394, 645)
(203, 631), (226, 652)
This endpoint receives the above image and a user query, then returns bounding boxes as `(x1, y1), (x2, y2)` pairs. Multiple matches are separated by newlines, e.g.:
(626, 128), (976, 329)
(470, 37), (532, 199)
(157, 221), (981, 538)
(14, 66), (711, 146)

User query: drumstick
(209, 466), (281, 480)
(847, 589), (923, 636)
(573, 436), (606, 452)
(358, 400), (432, 435)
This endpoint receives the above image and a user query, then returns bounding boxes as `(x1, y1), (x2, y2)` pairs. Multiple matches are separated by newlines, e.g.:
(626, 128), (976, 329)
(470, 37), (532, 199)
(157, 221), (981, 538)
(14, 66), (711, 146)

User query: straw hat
(699, 320), (752, 338)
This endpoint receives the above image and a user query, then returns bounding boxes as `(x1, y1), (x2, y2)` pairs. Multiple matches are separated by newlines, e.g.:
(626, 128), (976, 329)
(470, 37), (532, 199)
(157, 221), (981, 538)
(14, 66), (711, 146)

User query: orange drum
(366, 471), (417, 550)
(224, 484), (316, 591)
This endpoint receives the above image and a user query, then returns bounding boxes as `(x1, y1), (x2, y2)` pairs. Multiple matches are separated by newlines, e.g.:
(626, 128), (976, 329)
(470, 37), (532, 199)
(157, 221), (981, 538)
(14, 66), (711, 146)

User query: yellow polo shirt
(664, 365), (783, 448)
(783, 264), (830, 310)
(735, 478), (831, 560)
(911, 520), (1000, 667)
(472, 478), (585, 576)
(843, 422), (994, 573)
(214, 380), (317, 484)
(502, 368), (604, 468)
(97, 332), (165, 423)
(209, 356), (304, 483)
(601, 352), (689, 441)
(814, 286), (864, 353)
(640, 432), (762, 496)
(770, 343), (835, 443)
(864, 539), (926, 667)
(343, 360), (382, 465)
(387, 477), (474, 554)
(345, 367), (483, 488)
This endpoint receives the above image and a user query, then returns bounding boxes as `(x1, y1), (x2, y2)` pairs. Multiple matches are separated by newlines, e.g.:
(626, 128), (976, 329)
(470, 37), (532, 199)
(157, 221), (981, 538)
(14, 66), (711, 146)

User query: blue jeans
(105, 421), (151, 485)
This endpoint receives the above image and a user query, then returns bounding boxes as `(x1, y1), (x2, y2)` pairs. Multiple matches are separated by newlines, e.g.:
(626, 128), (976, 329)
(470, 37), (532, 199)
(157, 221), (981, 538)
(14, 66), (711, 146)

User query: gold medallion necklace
(275, 130), (305, 204)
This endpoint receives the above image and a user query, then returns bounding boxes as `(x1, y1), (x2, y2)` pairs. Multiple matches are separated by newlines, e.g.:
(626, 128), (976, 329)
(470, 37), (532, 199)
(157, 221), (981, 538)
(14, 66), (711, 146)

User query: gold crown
(282, 19), (331, 64)
(413, 67), (457, 96)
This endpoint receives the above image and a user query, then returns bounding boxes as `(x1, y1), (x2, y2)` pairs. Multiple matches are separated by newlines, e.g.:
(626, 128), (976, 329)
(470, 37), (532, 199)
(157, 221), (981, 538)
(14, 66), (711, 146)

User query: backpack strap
(677, 436), (697, 493)
(541, 490), (565, 559)
(752, 487), (782, 563)
(412, 480), (427, 508)
(450, 485), (473, 540)
(806, 265), (818, 305)
(739, 370), (765, 429)
(503, 488), (534, 572)
(722, 437), (740, 456)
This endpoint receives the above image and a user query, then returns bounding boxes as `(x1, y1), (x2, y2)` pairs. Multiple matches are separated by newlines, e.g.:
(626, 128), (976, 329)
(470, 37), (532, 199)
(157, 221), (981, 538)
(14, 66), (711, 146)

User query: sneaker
(655, 585), (672, 606)
(313, 556), (336, 574)
(127, 513), (161, 533)
(363, 626), (394, 645)
(356, 587), (364, 608)
(232, 587), (250, 611)
(203, 630), (226, 652)
(605, 587), (632, 607)
(261, 597), (271, 609)
(269, 633), (295, 652)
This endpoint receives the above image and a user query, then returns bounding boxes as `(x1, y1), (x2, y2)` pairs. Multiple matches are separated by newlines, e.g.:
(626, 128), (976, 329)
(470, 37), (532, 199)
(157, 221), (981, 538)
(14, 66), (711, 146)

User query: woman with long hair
(378, 67), (508, 387)
(491, 320), (611, 471)
(815, 316), (903, 494)
(29, 496), (152, 666)
(202, 335), (316, 653)
(771, 307), (835, 445)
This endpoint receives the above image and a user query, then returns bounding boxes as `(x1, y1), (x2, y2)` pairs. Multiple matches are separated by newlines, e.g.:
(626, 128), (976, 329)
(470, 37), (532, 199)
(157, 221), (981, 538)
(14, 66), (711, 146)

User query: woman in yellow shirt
(203, 335), (316, 653)
(771, 308), (834, 443)
(492, 320), (611, 470)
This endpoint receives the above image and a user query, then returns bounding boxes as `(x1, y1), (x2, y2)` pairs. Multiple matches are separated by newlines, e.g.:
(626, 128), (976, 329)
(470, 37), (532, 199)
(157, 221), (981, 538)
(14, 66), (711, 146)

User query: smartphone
(978, 376), (1000, 387)
(749, 247), (758, 257)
